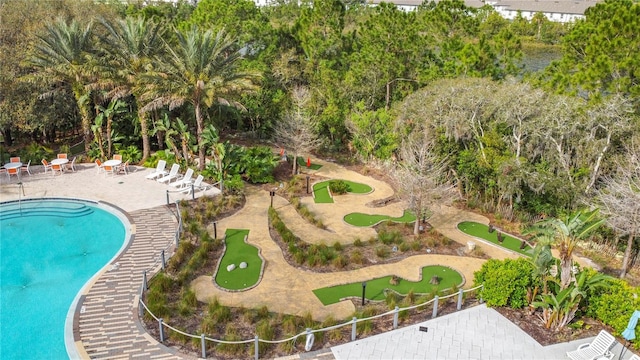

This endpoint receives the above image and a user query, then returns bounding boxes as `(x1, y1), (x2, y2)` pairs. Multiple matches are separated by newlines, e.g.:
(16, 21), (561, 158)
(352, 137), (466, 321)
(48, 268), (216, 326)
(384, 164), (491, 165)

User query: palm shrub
(329, 180), (349, 194)
(532, 269), (611, 332)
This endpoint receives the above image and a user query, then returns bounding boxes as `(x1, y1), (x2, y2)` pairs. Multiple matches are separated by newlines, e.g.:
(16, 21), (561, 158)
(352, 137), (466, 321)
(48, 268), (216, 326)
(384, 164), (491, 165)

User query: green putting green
(297, 156), (323, 170)
(312, 180), (373, 204)
(343, 210), (416, 227)
(313, 266), (463, 305)
(457, 221), (532, 256)
(214, 229), (263, 290)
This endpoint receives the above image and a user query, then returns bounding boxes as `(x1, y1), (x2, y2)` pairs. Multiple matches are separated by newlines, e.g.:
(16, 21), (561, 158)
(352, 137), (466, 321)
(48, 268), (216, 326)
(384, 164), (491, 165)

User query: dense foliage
(2, 0), (639, 269)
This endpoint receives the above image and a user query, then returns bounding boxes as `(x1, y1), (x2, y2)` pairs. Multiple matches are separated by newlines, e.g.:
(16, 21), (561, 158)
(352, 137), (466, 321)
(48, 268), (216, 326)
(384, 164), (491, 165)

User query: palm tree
(28, 18), (95, 153)
(97, 16), (164, 161)
(525, 208), (604, 289)
(139, 26), (259, 170)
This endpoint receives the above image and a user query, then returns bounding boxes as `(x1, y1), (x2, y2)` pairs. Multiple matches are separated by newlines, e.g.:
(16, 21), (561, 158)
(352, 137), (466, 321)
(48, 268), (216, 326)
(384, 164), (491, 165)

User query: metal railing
(138, 271), (484, 359)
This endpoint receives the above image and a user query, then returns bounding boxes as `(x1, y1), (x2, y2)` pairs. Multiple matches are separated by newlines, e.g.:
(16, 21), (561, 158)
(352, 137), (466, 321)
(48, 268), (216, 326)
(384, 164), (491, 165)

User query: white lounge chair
(157, 164), (180, 184)
(567, 330), (616, 360)
(181, 175), (207, 194)
(170, 168), (194, 188)
(145, 160), (167, 180)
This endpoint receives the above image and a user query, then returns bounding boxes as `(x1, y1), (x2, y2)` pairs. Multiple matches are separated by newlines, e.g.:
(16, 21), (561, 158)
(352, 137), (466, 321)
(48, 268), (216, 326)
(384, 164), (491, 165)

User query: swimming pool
(0, 199), (129, 359)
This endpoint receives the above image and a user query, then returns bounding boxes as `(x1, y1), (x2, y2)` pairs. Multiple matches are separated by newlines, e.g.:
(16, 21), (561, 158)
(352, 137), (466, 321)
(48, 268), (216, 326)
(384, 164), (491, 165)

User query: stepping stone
(239, 262), (247, 269)
(227, 264), (236, 272)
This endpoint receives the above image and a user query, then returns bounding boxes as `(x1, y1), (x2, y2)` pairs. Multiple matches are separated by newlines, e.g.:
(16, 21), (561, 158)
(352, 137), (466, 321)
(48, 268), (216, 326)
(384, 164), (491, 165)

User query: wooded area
(1, 0), (638, 255)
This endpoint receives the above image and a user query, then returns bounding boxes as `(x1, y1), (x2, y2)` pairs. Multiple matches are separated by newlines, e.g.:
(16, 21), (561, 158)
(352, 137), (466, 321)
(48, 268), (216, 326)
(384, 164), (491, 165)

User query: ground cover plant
(344, 210), (416, 227)
(313, 266), (463, 305)
(458, 221), (533, 256)
(214, 229), (262, 290)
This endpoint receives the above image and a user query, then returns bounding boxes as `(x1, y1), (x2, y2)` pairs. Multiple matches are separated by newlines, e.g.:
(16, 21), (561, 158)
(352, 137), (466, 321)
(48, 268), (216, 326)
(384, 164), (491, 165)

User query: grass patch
(312, 266), (463, 305)
(312, 179), (373, 204)
(457, 221), (532, 257)
(296, 156), (323, 170)
(344, 210), (416, 227)
(214, 229), (262, 290)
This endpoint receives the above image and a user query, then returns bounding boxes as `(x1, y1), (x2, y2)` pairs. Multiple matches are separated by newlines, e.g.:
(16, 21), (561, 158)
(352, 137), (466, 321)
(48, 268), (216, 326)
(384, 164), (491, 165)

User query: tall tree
(525, 208), (604, 289)
(596, 143), (640, 279)
(541, 0), (640, 100)
(140, 27), (258, 170)
(28, 18), (96, 153)
(273, 86), (322, 175)
(97, 16), (165, 161)
(392, 132), (457, 235)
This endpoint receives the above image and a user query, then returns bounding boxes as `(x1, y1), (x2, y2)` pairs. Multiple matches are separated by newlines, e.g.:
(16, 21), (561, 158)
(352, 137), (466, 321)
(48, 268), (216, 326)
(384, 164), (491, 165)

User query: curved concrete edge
(43, 199), (136, 360)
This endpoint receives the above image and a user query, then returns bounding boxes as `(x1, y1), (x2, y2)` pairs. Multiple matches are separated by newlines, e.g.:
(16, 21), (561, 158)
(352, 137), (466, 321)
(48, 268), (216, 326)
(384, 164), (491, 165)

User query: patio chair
(567, 330), (616, 360)
(113, 154), (122, 161)
(95, 159), (104, 174)
(0, 168), (6, 178)
(170, 168), (194, 188)
(145, 160), (167, 180)
(116, 161), (129, 175)
(103, 165), (115, 177)
(57, 153), (67, 159)
(66, 157), (76, 172)
(42, 159), (52, 174)
(51, 164), (63, 176)
(10, 156), (20, 163)
(7, 167), (20, 180)
(20, 160), (31, 176)
(157, 164), (180, 184)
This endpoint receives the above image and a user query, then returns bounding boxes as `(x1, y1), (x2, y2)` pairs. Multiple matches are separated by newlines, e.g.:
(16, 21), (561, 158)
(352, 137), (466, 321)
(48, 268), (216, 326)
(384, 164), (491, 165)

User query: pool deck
(0, 162), (634, 359)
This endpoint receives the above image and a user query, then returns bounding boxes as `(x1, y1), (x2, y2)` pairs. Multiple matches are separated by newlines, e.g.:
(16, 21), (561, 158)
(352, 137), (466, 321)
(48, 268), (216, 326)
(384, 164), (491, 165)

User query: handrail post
(138, 299), (143, 317)
(201, 333), (206, 358)
(166, 190), (169, 205)
(393, 306), (399, 329)
(480, 283), (484, 303)
(457, 289), (464, 310)
(351, 317), (357, 341)
(159, 319), (164, 342)
(142, 270), (148, 290)
(161, 250), (166, 270)
(254, 335), (259, 360)
(432, 295), (439, 319)
(191, 184), (195, 200)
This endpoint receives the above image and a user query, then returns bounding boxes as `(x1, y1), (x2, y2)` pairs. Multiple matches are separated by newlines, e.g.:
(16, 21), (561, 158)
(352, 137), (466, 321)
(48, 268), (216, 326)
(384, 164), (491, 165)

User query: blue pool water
(0, 199), (127, 359)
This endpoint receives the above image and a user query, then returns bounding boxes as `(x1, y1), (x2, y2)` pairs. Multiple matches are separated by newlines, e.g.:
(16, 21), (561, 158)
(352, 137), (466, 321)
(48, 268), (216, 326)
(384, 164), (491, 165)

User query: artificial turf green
(457, 221), (533, 257)
(343, 210), (416, 227)
(312, 180), (373, 204)
(313, 266), (463, 305)
(296, 156), (323, 170)
(214, 229), (262, 290)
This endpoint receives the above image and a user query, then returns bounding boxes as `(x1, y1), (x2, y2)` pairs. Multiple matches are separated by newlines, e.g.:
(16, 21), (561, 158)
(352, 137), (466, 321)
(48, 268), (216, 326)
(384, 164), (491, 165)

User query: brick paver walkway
(72, 205), (186, 359)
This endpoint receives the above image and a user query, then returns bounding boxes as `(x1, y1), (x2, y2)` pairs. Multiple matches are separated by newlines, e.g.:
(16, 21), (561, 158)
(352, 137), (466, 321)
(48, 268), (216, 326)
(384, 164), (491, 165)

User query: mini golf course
(215, 229), (263, 290)
(344, 210), (416, 227)
(312, 179), (373, 203)
(312, 266), (464, 305)
(457, 221), (533, 256)
(296, 156), (323, 170)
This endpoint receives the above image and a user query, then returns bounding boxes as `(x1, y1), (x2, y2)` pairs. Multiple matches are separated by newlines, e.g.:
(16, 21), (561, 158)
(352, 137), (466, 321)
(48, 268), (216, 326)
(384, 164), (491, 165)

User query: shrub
(329, 180), (349, 194)
(354, 238), (364, 247)
(378, 229), (403, 245)
(332, 254), (348, 269)
(333, 241), (343, 252)
(587, 275), (640, 346)
(473, 258), (537, 308)
(350, 250), (364, 264)
(376, 246), (390, 259)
